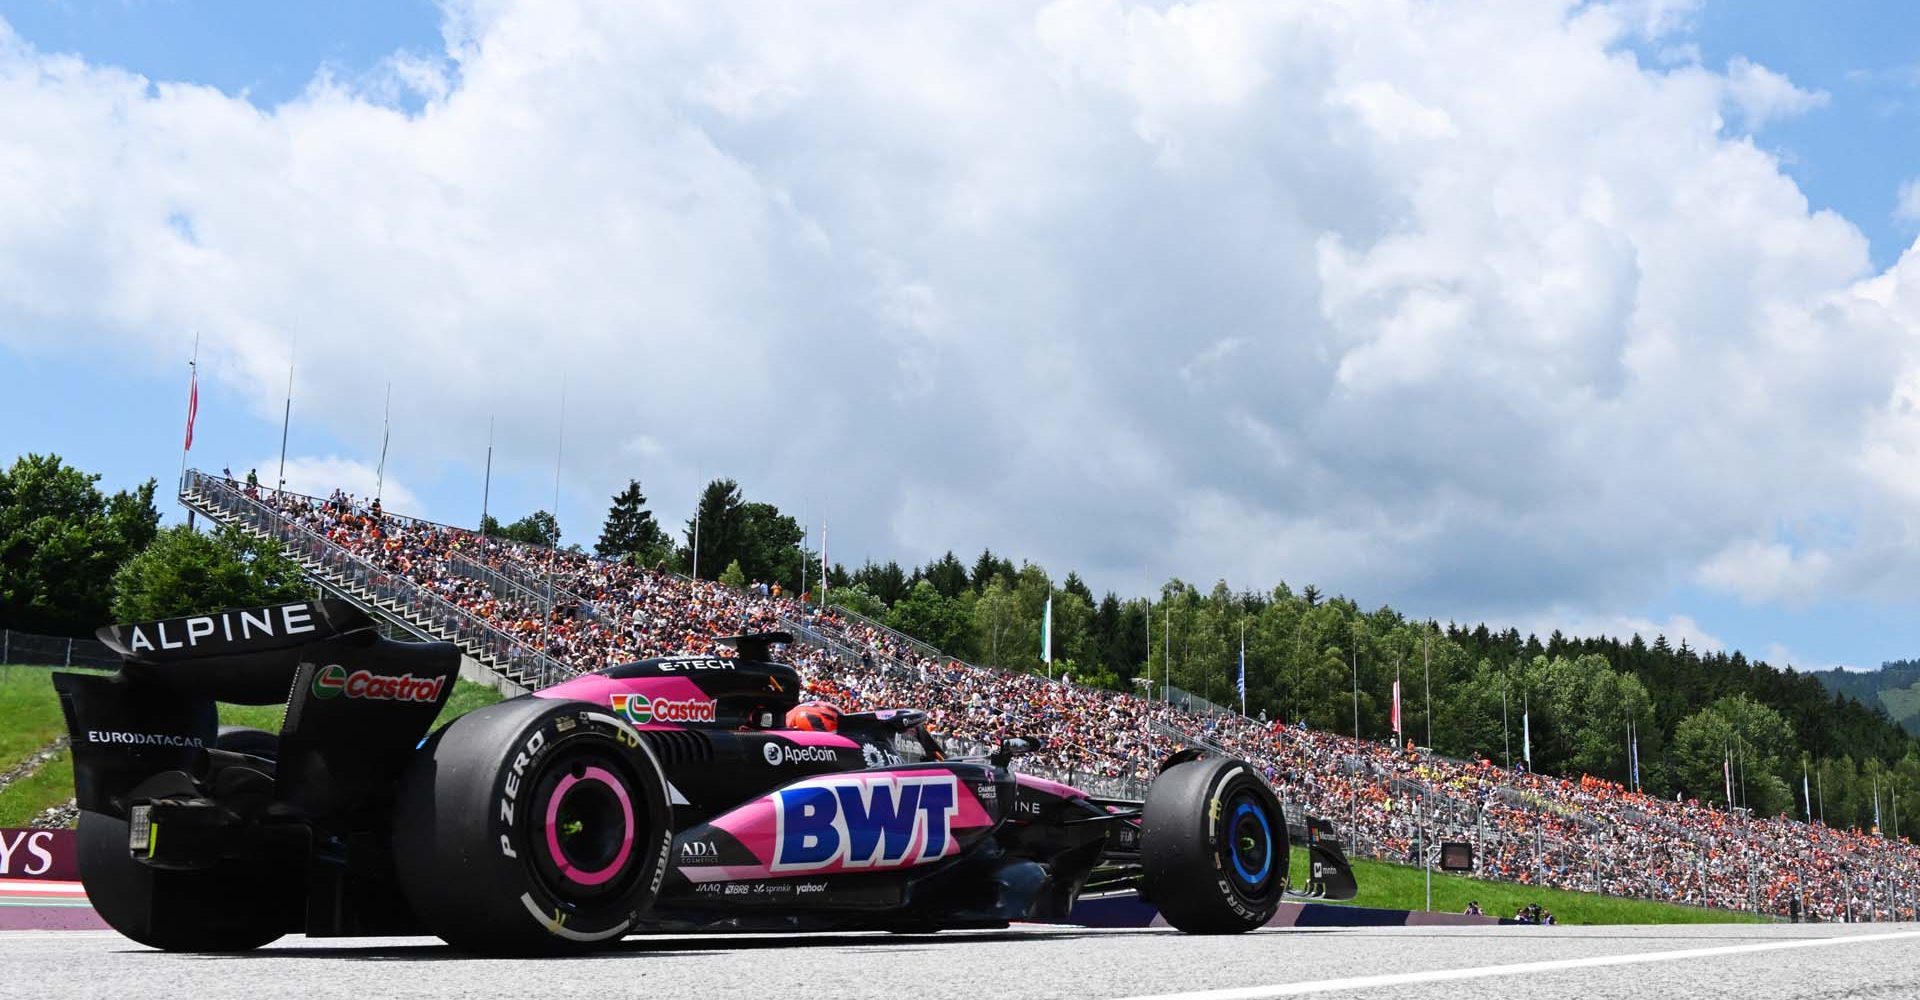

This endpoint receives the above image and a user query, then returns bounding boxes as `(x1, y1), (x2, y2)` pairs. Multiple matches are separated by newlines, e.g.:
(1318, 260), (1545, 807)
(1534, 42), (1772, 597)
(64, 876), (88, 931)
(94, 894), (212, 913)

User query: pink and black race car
(54, 599), (1355, 953)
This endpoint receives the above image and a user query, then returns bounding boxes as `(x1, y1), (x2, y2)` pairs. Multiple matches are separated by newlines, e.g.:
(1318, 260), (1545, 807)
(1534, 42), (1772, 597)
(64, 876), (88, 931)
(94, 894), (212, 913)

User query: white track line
(1111, 929), (1920, 1000)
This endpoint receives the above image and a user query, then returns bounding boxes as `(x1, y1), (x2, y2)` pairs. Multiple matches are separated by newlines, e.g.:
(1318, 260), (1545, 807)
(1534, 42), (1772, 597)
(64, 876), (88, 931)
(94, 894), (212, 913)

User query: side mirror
(872, 708), (928, 731)
(989, 736), (1043, 768)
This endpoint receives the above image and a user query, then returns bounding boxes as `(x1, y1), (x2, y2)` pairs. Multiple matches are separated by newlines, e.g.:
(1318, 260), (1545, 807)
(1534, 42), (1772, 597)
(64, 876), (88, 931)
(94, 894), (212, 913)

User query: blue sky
(0, 1), (444, 107)
(5, 1), (1920, 672)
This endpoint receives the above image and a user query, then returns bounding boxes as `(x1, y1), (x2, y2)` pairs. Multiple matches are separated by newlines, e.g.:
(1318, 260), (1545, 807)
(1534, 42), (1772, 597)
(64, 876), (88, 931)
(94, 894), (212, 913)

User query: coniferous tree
(595, 479), (671, 562)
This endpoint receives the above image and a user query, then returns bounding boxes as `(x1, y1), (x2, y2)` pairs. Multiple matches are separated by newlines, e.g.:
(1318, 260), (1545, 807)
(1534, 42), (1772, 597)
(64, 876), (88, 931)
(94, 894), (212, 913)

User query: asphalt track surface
(2, 923), (1916, 1000)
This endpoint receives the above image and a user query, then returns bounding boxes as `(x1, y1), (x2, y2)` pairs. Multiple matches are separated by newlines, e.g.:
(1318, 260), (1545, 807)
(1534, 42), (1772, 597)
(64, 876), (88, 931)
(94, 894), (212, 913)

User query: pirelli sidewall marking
(495, 727), (550, 859)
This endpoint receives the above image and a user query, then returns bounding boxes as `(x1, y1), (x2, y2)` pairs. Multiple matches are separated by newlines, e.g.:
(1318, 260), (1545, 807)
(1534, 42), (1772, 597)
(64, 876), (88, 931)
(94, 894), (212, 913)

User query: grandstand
(177, 470), (1920, 923)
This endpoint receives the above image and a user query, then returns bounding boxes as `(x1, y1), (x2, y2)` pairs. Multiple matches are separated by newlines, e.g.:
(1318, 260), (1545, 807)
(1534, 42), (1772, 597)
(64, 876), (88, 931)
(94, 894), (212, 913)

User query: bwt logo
(772, 774), (959, 873)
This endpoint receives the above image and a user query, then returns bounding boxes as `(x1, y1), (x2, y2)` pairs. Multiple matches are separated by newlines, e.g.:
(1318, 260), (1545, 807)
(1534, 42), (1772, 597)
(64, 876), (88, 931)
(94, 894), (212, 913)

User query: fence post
(65, 637), (73, 667)
(2, 629), (8, 665)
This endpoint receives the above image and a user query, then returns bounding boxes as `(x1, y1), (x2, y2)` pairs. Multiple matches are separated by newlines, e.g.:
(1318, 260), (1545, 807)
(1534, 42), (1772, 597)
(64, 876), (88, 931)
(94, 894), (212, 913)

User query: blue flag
(1237, 634), (1246, 709)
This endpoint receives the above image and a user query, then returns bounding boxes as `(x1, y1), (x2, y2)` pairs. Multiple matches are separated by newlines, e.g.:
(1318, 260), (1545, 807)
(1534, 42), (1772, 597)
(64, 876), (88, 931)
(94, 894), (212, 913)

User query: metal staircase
(178, 470), (576, 690)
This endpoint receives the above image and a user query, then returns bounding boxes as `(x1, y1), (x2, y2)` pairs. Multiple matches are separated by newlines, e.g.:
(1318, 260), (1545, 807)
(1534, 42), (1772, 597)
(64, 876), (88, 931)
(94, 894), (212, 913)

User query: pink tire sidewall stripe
(543, 765), (636, 887)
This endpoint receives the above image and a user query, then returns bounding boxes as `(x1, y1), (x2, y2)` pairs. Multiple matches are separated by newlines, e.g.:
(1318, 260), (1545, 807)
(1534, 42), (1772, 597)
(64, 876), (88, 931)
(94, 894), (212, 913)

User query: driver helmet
(786, 701), (843, 732)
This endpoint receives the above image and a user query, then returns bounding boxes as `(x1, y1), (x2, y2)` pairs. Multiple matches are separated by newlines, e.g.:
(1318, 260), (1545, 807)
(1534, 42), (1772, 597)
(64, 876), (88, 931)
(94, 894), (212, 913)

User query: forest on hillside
(1811, 660), (1920, 739)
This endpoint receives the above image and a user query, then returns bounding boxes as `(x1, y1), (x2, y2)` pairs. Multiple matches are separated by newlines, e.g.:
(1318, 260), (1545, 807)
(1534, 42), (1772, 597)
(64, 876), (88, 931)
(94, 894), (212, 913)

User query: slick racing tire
(391, 698), (673, 954)
(76, 809), (292, 952)
(1139, 756), (1287, 934)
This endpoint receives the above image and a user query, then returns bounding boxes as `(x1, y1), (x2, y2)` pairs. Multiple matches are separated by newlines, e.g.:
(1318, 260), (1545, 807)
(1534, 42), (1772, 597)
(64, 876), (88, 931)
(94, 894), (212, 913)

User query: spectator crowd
(223, 476), (1920, 923)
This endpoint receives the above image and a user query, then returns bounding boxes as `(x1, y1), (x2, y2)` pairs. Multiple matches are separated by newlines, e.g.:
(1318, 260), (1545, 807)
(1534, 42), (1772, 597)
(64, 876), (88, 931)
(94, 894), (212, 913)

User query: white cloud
(1518, 609), (1723, 655)
(1898, 177), (1920, 225)
(1723, 55), (1829, 129)
(1, 0), (1919, 646)
(250, 455), (423, 517)
(1695, 540), (1834, 607)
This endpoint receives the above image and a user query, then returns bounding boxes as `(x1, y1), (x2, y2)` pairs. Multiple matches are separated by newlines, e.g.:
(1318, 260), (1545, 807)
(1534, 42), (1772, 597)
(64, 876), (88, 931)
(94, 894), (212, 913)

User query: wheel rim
(529, 749), (643, 898)
(1221, 787), (1278, 899)
(546, 767), (634, 885)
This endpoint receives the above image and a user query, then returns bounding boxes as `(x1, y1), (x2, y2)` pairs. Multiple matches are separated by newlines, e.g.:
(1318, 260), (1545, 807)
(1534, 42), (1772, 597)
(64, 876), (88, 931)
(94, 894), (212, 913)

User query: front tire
(1139, 756), (1287, 934)
(391, 698), (672, 954)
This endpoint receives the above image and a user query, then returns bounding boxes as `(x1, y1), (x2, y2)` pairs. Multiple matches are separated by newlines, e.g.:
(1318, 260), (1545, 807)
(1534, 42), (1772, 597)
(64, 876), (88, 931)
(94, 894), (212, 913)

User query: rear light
(128, 804), (154, 855)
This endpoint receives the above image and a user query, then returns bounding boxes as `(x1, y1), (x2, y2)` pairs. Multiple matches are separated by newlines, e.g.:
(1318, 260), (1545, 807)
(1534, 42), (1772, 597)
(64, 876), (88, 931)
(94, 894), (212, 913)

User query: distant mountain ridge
(1811, 661), (1920, 737)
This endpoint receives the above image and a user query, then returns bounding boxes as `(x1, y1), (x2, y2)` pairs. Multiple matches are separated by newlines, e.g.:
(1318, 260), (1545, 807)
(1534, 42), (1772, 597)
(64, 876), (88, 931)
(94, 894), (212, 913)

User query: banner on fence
(0, 829), (77, 881)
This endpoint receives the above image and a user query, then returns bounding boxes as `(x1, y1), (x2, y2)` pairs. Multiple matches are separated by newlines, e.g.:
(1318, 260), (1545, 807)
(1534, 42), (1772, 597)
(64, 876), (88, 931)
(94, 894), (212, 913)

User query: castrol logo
(610, 693), (717, 725)
(311, 664), (445, 703)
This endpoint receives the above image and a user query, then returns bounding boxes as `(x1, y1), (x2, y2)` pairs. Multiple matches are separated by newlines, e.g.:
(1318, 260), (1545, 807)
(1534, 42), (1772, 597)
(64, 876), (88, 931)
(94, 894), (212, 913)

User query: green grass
(0, 666), (89, 772)
(1296, 848), (1767, 924)
(1877, 680), (1920, 734)
(0, 750), (72, 826)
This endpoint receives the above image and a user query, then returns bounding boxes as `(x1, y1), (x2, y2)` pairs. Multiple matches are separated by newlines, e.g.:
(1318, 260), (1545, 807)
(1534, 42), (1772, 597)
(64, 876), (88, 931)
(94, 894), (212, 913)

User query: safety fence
(0, 631), (118, 669)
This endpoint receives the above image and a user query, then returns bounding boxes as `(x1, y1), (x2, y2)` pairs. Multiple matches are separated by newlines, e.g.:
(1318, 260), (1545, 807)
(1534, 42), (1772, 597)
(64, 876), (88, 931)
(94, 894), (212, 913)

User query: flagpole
(1351, 646), (1360, 742)
(179, 333), (199, 529)
(1502, 683), (1510, 768)
(1042, 591), (1053, 679)
(375, 381), (391, 503)
(277, 346), (294, 495)
(1521, 687), (1530, 770)
(1239, 619), (1246, 717)
(481, 415), (494, 531)
(1423, 634), (1432, 751)
(1394, 652), (1402, 745)
(1292, 623), (1303, 725)
(541, 380), (566, 667)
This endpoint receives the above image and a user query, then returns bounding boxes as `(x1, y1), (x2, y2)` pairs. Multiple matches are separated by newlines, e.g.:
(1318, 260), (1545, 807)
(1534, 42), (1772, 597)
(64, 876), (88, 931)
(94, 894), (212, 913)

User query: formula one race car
(54, 599), (1357, 952)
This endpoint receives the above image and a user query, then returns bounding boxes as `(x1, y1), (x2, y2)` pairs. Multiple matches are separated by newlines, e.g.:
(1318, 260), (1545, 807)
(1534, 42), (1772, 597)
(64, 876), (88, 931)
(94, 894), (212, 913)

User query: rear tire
(391, 698), (672, 954)
(77, 810), (291, 952)
(1139, 757), (1287, 934)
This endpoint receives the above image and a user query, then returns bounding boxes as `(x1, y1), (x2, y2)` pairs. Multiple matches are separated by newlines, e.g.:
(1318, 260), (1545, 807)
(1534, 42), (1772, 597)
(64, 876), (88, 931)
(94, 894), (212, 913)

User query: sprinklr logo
(310, 664), (445, 703)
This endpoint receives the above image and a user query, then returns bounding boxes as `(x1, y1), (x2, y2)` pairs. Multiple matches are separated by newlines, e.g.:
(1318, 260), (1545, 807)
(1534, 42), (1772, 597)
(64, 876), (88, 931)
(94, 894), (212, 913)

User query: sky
(3, 0), (1920, 672)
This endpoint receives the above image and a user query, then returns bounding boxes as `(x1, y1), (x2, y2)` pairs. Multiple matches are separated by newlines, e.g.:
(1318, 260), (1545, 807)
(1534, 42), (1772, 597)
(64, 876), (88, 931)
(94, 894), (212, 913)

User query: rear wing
(57, 599), (461, 819)
(96, 599), (376, 704)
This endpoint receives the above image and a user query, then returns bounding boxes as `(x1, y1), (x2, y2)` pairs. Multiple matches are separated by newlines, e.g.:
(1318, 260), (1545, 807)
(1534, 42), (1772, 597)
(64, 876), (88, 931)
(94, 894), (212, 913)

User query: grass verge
(0, 667), (82, 772)
(0, 750), (72, 826)
(1295, 847), (1767, 924)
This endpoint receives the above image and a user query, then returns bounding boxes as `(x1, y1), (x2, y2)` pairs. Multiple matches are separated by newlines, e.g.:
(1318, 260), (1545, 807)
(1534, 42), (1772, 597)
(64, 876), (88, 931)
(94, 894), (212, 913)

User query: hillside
(1810, 661), (1920, 738)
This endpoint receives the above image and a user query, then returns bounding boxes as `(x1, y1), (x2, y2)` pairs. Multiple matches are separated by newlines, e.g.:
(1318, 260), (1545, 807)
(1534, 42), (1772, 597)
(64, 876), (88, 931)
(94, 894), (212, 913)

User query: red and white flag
(183, 364), (199, 450)
(1391, 679), (1402, 738)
